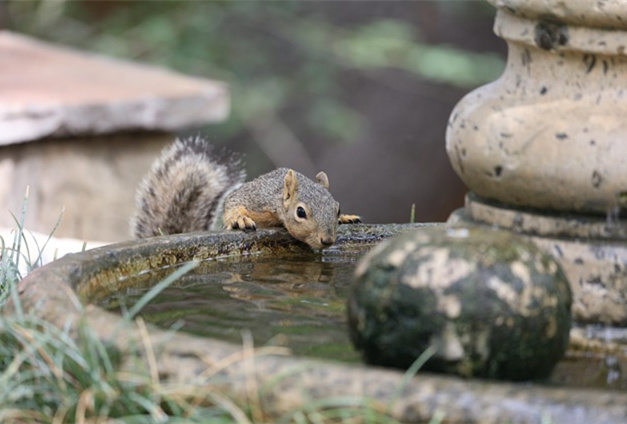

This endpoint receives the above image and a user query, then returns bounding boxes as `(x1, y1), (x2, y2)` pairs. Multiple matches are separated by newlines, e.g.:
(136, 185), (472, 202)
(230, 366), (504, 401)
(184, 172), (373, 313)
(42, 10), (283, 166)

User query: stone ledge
(0, 31), (229, 145)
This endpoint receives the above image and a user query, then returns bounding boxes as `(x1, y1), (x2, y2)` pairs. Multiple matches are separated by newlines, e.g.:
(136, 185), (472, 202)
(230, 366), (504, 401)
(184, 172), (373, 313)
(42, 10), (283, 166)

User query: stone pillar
(446, 1), (627, 325)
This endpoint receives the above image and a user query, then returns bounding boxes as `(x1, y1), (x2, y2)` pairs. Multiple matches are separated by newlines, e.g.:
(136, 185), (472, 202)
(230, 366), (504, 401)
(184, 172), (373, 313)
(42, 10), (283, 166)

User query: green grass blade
(124, 260), (199, 322)
(28, 206), (65, 270)
(10, 186), (30, 279)
(391, 344), (436, 404)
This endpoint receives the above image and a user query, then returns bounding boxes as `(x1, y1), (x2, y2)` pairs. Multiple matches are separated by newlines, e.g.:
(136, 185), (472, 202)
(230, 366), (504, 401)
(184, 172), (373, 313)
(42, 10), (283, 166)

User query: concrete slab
(0, 31), (229, 145)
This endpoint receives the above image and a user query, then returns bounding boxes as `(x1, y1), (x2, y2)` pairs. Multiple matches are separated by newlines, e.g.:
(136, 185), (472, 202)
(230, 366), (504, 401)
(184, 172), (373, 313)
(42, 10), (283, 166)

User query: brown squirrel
(131, 136), (361, 249)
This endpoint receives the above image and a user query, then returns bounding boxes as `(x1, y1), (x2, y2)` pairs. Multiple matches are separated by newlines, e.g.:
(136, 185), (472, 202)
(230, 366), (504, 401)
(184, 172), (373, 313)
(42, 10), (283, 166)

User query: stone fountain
(446, 0), (627, 326)
(348, 0), (627, 382)
(10, 1), (627, 423)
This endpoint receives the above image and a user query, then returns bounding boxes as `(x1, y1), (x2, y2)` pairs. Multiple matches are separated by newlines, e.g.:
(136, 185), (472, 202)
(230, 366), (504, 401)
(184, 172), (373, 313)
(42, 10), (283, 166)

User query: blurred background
(2, 0), (506, 224)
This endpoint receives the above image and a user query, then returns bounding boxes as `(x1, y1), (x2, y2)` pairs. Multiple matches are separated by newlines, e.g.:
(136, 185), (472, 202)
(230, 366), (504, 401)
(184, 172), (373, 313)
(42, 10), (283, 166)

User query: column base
(449, 193), (627, 325)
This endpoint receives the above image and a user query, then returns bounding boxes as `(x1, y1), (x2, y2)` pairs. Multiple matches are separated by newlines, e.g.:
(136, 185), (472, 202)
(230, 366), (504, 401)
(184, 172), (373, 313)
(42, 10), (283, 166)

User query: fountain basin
(11, 224), (627, 423)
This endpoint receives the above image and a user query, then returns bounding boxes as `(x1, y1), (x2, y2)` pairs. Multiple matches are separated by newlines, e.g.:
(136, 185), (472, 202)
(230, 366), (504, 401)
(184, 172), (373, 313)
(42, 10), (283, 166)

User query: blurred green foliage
(6, 1), (504, 162)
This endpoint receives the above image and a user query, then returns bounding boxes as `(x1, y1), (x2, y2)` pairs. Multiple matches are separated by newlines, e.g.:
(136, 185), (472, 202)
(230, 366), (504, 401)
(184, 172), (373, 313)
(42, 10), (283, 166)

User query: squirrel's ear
(316, 171), (330, 190)
(283, 169), (299, 207)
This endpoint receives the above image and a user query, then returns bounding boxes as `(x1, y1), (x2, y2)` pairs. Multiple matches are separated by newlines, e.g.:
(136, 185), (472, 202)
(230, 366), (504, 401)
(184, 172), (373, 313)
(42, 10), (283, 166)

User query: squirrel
(131, 136), (361, 250)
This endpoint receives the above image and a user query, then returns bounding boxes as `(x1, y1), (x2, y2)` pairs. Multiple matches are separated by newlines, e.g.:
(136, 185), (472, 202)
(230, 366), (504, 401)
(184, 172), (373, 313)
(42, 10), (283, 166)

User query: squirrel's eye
(296, 206), (307, 219)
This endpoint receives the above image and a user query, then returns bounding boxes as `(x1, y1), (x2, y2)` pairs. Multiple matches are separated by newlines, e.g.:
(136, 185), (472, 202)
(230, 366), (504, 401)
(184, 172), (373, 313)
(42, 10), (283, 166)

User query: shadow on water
(100, 247), (627, 392)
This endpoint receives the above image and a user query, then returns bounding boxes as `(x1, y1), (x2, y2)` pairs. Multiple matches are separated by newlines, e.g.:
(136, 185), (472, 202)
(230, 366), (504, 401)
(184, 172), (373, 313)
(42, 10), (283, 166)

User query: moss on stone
(348, 226), (572, 381)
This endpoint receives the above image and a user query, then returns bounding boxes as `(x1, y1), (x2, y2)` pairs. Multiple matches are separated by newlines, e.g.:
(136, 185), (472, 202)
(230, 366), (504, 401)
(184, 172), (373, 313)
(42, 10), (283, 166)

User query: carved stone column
(446, 0), (627, 325)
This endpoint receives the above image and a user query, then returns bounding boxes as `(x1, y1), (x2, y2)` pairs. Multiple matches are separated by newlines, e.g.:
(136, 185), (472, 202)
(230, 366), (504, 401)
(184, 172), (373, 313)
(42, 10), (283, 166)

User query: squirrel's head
(282, 169), (340, 250)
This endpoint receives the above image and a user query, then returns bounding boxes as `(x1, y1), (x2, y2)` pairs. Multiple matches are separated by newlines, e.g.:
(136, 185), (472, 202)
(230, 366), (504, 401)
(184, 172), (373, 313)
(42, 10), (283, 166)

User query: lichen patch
(407, 250), (474, 290)
(386, 241), (418, 267)
(438, 295), (462, 319)
(511, 261), (532, 284)
(545, 316), (558, 339)
(431, 322), (465, 361)
(486, 275), (519, 306)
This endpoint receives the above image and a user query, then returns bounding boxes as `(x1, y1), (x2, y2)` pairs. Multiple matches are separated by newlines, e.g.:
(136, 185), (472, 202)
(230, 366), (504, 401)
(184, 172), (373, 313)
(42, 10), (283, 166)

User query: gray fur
(131, 136), (245, 238)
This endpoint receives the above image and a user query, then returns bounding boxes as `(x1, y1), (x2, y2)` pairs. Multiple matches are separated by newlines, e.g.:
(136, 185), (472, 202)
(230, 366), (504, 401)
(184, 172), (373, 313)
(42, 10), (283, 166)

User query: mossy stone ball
(347, 226), (572, 381)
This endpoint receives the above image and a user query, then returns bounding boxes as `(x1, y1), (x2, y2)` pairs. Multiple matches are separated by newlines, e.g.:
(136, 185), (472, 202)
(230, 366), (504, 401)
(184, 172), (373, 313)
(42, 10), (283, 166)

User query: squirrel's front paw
(339, 214), (362, 224)
(229, 215), (257, 231)
(224, 207), (258, 231)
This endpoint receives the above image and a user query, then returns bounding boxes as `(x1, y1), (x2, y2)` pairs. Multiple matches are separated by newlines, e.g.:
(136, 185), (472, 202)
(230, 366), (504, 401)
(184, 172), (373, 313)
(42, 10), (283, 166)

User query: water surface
(102, 250), (365, 362)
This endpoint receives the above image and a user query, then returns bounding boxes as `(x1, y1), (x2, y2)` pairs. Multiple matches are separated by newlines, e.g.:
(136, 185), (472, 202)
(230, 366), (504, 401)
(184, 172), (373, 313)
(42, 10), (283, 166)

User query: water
(101, 250), (366, 363)
(101, 250), (627, 391)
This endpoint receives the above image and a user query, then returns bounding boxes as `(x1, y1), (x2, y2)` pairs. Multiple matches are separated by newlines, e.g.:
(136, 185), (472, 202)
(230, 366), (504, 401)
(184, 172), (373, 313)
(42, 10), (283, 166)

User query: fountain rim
(10, 223), (627, 423)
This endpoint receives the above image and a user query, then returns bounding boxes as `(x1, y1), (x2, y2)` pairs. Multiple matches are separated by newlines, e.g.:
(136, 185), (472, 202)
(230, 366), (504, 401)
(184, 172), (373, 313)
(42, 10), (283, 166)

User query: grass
(0, 187), (65, 307)
(0, 190), (438, 423)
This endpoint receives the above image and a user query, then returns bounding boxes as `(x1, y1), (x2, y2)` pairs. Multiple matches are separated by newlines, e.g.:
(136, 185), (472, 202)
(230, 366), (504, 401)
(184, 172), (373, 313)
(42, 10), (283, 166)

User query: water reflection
(102, 251), (367, 363)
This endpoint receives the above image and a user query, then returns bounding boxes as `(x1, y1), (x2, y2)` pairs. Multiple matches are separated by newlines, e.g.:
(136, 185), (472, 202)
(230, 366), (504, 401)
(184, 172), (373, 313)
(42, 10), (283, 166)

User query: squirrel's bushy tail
(131, 136), (245, 238)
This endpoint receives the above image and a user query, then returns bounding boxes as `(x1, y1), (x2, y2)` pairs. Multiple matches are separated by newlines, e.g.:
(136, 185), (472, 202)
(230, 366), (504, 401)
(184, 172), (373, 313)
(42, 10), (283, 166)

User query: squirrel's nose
(320, 236), (335, 248)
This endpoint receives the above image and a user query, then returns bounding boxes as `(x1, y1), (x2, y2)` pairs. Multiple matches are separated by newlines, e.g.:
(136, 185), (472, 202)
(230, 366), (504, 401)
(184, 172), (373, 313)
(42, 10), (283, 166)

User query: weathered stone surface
(10, 225), (627, 424)
(0, 132), (172, 242)
(487, 0), (627, 30)
(0, 31), (228, 145)
(450, 194), (627, 325)
(348, 226), (572, 381)
(443, 0), (627, 332)
(0, 31), (231, 241)
(445, 5), (627, 214)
